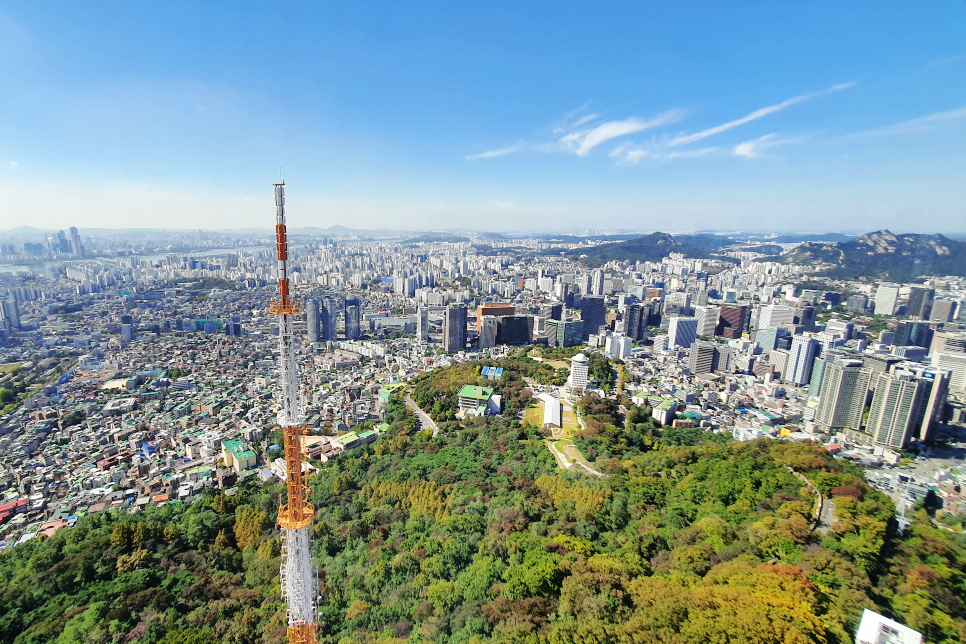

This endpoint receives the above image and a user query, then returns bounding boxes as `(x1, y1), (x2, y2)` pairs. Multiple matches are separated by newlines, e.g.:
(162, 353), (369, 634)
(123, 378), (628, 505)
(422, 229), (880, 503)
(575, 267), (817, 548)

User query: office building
(815, 358), (872, 432)
(694, 305), (719, 337)
(786, 336), (819, 386)
(929, 299), (956, 324)
(0, 298), (20, 330)
(546, 318), (584, 348)
(688, 340), (732, 374)
(580, 296), (606, 340)
(932, 351), (966, 392)
(68, 226), (84, 257)
(930, 330), (965, 355)
(305, 299), (320, 343)
(668, 316), (698, 349)
(605, 335), (633, 360)
(758, 304), (795, 331)
(846, 294), (869, 313)
(769, 349), (790, 381)
(477, 303), (515, 331)
(895, 321), (933, 349)
(478, 316), (498, 348)
(619, 304), (643, 340)
(716, 304), (748, 339)
(874, 284), (900, 316)
(443, 305), (467, 353)
(866, 371), (927, 448)
(496, 316), (533, 345)
(907, 287), (934, 320)
(755, 327), (789, 353)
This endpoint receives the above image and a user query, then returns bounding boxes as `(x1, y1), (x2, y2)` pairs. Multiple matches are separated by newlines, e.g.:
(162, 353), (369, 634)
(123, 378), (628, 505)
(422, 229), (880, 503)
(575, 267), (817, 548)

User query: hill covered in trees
(1, 380), (965, 643)
(761, 230), (966, 280)
(561, 232), (730, 268)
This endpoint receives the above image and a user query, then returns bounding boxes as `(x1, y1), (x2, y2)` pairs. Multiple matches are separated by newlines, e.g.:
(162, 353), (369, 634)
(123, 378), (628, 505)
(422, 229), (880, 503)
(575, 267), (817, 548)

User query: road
(404, 392), (439, 437)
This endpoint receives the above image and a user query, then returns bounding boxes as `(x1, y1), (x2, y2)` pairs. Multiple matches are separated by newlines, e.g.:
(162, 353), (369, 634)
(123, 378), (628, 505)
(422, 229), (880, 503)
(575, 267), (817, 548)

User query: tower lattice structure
(270, 182), (317, 644)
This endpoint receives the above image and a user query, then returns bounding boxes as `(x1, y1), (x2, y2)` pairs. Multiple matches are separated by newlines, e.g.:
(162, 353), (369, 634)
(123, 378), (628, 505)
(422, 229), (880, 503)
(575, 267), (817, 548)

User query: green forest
(1, 365), (965, 643)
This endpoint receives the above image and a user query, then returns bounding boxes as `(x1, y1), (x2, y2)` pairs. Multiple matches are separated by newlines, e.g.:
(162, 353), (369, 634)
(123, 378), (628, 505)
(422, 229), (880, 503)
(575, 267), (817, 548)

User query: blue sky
(0, 1), (964, 233)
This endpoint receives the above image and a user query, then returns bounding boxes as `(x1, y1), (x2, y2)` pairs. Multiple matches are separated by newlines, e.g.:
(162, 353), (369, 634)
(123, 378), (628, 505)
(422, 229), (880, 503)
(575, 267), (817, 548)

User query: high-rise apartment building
(443, 305), (466, 353)
(668, 316), (698, 349)
(865, 367), (948, 448)
(786, 336), (819, 386)
(815, 358), (872, 432)
(321, 297), (337, 341)
(416, 307), (429, 343)
(344, 297), (362, 340)
(619, 304), (643, 341)
(305, 299), (320, 343)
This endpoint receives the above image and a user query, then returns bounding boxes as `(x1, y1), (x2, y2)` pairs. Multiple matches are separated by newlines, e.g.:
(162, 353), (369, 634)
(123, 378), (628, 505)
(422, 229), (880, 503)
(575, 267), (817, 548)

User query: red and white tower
(270, 182), (317, 644)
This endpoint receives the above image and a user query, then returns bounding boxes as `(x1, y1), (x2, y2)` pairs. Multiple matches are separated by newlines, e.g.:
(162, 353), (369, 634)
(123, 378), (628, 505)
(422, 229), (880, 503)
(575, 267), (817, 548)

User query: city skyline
(0, 3), (964, 232)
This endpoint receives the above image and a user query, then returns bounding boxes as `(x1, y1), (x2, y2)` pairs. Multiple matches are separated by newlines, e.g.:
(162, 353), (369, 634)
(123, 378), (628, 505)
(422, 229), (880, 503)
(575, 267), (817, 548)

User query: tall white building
(567, 353), (589, 392)
(932, 351), (966, 393)
(874, 284), (900, 316)
(786, 335), (819, 386)
(667, 316), (698, 350)
(604, 335), (633, 360)
(694, 305), (719, 337)
(758, 304), (795, 331)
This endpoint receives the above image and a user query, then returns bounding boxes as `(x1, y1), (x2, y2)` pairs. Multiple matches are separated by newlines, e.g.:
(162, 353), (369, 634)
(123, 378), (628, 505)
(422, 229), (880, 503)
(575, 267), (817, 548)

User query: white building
(567, 353), (589, 392)
(855, 609), (921, 644)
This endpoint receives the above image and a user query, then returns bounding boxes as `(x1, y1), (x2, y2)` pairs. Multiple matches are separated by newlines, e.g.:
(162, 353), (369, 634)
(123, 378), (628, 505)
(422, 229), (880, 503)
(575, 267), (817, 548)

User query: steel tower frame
(270, 182), (317, 644)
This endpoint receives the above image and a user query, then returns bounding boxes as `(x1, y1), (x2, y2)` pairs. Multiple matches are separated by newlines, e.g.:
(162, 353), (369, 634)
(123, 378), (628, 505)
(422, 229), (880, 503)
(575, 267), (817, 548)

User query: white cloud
(491, 200), (518, 209)
(668, 82), (854, 147)
(611, 145), (719, 165)
(732, 133), (800, 158)
(850, 106), (966, 138)
(559, 110), (685, 156)
(6, 161), (18, 169)
(466, 143), (522, 160)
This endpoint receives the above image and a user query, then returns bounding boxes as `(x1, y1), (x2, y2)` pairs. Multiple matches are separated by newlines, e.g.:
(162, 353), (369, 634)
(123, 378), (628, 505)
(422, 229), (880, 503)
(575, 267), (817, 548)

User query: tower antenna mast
(270, 181), (317, 644)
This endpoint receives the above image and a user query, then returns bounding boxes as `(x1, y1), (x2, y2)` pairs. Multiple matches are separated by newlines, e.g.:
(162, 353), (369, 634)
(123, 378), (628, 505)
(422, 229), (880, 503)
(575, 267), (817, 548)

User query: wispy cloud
(6, 161), (18, 169)
(612, 145), (719, 165)
(668, 82), (855, 147)
(559, 110), (685, 156)
(466, 143), (522, 160)
(921, 53), (966, 71)
(732, 133), (801, 158)
(850, 106), (966, 138)
(491, 200), (518, 210)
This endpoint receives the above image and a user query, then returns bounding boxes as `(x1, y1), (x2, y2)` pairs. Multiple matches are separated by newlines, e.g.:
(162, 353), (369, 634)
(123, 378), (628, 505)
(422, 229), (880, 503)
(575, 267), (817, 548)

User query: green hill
(761, 229), (966, 280)
(564, 232), (730, 267)
(1, 372), (964, 643)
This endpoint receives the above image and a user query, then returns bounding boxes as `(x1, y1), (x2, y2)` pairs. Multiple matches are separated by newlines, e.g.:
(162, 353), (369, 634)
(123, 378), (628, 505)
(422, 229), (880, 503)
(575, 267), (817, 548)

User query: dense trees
(1, 385), (965, 643)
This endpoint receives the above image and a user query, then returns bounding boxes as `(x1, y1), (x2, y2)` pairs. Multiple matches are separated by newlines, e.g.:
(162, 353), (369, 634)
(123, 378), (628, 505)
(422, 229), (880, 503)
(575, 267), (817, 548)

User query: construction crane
(270, 181), (317, 644)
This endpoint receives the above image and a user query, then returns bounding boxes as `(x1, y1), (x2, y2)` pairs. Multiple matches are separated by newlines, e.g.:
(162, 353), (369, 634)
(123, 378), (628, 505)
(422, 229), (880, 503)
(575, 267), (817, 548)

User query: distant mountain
(564, 232), (731, 267)
(763, 232), (854, 243)
(762, 230), (966, 280)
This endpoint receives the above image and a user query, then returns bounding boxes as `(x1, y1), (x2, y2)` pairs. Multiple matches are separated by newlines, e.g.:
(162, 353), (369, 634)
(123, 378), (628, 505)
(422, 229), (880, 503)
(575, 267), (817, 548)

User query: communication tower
(270, 182), (317, 644)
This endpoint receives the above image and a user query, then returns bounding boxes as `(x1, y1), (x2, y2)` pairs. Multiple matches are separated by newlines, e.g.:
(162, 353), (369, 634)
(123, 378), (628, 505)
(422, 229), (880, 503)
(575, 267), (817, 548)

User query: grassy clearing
(523, 405), (544, 427)
(0, 363), (22, 374)
(545, 359), (570, 370)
